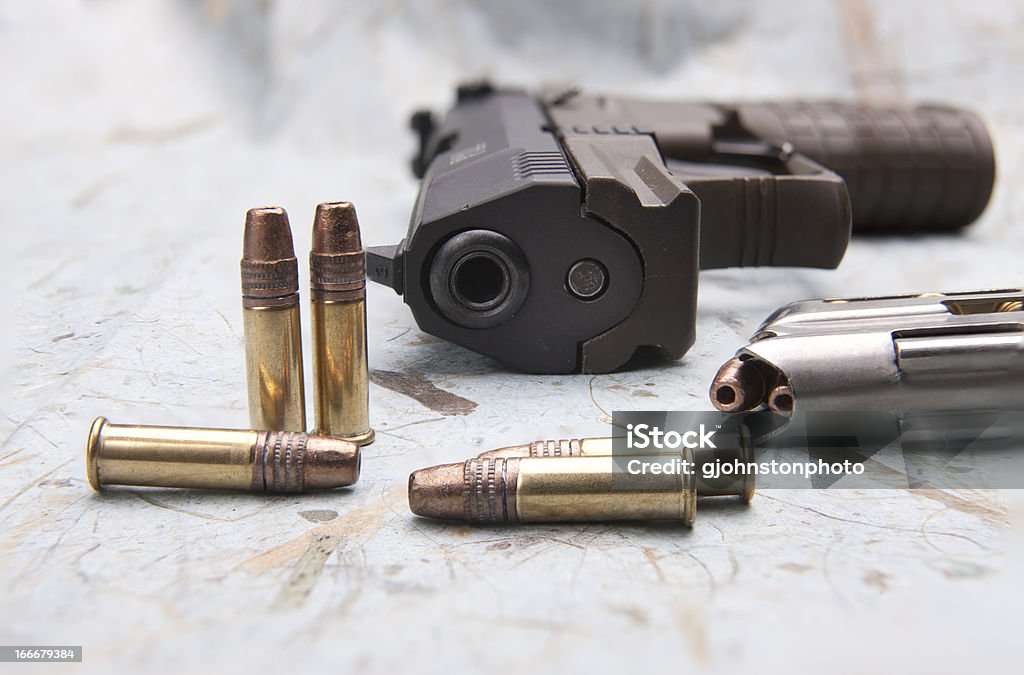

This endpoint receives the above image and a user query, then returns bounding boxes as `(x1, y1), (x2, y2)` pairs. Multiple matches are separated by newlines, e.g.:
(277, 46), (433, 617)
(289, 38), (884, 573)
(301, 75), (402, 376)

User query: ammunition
(408, 452), (696, 525)
(86, 417), (359, 492)
(710, 358), (770, 412)
(710, 289), (1024, 413)
(241, 206), (306, 431)
(309, 201), (374, 445)
(767, 384), (795, 414)
(477, 435), (754, 502)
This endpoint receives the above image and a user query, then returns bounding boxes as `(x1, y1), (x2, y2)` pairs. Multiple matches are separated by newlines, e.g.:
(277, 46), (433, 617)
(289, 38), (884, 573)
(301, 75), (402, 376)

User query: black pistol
(367, 83), (995, 374)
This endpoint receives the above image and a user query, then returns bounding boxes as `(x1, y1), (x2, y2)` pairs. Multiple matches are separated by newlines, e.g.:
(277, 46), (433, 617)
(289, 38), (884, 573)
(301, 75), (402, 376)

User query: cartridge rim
(738, 425), (756, 504)
(86, 416), (107, 491)
(341, 427), (375, 446)
(682, 447), (697, 526)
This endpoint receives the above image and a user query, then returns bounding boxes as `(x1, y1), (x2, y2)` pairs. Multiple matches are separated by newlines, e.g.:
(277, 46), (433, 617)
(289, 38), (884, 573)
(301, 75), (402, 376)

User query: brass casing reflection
(515, 455), (696, 524)
(243, 305), (306, 432)
(87, 418), (256, 491)
(87, 417), (361, 493)
(312, 299), (373, 444)
(579, 438), (612, 454)
(479, 436), (754, 503)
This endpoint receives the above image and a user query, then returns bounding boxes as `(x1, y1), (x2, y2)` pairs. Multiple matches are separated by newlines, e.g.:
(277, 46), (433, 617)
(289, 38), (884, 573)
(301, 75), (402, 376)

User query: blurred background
(2, 1), (1023, 673)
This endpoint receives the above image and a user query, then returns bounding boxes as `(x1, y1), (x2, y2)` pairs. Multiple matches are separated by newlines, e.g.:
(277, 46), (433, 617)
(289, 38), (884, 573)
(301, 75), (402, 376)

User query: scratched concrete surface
(2, 1), (1024, 673)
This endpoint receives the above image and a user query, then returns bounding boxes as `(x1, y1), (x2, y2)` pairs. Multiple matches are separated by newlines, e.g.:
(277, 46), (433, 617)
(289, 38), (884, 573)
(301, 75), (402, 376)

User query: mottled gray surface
(2, 1), (1023, 673)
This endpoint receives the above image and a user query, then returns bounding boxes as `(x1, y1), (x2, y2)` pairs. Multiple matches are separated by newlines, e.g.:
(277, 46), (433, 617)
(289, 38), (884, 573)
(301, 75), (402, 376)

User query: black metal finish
(429, 229), (530, 329)
(367, 84), (996, 374)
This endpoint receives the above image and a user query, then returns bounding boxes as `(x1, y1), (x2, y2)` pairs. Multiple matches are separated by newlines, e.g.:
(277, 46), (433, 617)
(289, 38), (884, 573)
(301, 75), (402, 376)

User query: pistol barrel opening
(428, 229), (530, 329)
(450, 251), (511, 310)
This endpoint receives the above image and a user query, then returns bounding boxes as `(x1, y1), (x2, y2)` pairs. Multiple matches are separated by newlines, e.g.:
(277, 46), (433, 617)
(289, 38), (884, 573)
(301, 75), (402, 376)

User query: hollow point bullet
(86, 417), (359, 493)
(310, 201), (374, 445)
(477, 435), (754, 502)
(408, 453), (697, 525)
(710, 357), (769, 412)
(241, 207), (306, 431)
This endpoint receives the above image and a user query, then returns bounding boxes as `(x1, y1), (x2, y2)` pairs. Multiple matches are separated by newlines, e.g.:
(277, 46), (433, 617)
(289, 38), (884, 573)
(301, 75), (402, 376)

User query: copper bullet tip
(241, 206), (299, 305)
(243, 206), (297, 262)
(250, 432), (359, 492)
(767, 384), (795, 415)
(710, 358), (767, 412)
(312, 201), (363, 255)
(408, 463), (468, 520)
(299, 435), (361, 490)
(310, 200), (366, 301)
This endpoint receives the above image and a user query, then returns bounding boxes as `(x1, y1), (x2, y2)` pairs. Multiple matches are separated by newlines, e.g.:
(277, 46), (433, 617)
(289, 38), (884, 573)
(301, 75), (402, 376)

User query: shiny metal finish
(408, 451), (696, 525)
(709, 357), (769, 412)
(711, 288), (1024, 412)
(310, 202), (374, 445)
(86, 418), (360, 493)
(566, 259), (607, 299)
(311, 301), (373, 443)
(478, 435), (752, 501)
(515, 455), (695, 524)
(241, 207), (306, 431)
(895, 332), (1023, 374)
(243, 305), (306, 431)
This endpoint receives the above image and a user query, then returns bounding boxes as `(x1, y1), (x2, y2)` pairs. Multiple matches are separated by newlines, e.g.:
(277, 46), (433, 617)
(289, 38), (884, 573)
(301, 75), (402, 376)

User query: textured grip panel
(738, 102), (995, 231)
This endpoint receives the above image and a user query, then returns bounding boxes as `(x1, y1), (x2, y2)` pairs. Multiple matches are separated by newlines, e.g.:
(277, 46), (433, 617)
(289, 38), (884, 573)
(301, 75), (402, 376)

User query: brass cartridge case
(478, 435), (754, 502)
(86, 417), (359, 493)
(311, 301), (372, 442)
(408, 452), (696, 525)
(241, 207), (306, 431)
(242, 305), (305, 430)
(310, 202), (374, 445)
